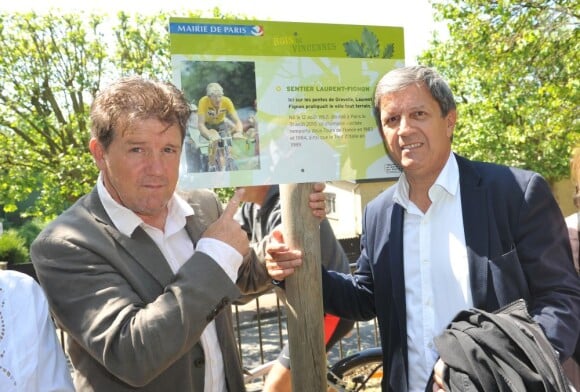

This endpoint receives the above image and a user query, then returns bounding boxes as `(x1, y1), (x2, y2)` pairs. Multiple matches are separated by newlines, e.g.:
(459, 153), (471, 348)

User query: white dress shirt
(0, 270), (74, 392)
(393, 153), (473, 391)
(97, 176), (242, 392)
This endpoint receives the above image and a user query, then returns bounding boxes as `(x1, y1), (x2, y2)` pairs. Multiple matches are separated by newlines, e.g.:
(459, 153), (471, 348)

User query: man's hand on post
(309, 182), (327, 220)
(265, 229), (303, 281)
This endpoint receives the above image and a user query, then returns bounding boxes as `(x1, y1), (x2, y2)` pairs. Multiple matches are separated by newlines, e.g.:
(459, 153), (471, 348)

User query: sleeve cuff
(196, 237), (243, 282)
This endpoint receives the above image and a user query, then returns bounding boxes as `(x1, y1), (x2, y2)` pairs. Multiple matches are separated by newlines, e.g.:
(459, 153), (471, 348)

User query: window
(324, 192), (336, 215)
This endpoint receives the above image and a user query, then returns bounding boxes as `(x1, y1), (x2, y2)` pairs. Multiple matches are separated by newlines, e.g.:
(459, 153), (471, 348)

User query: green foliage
(113, 11), (174, 78)
(0, 8), (250, 220)
(213, 187), (236, 204)
(17, 219), (46, 249)
(343, 27), (395, 58)
(0, 230), (29, 265)
(420, 0), (579, 181)
(0, 11), (186, 220)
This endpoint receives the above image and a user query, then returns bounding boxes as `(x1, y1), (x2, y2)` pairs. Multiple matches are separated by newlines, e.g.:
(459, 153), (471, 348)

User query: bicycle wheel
(328, 347), (383, 392)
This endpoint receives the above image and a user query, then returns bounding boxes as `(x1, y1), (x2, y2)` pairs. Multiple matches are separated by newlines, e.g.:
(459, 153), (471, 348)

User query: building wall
(554, 178), (576, 218)
(325, 180), (395, 239)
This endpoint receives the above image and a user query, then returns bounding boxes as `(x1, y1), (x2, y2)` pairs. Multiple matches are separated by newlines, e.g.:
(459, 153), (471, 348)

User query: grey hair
(373, 66), (456, 126)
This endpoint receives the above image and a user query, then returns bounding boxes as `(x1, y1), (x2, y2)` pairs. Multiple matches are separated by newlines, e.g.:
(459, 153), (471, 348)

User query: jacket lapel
(184, 214), (205, 246)
(86, 188), (175, 288)
(113, 227), (175, 287)
(390, 203), (406, 327)
(389, 202), (410, 390)
(456, 155), (489, 309)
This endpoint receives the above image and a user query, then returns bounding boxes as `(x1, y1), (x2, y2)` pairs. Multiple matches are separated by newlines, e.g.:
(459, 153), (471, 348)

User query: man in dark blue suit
(265, 66), (580, 391)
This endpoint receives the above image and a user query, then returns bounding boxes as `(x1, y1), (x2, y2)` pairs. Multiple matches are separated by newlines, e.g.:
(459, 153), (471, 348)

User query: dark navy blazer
(322, 154), (580, 391)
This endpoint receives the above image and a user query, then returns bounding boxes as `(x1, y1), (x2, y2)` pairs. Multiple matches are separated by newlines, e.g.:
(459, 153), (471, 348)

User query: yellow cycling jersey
(198, 95), (236, 126)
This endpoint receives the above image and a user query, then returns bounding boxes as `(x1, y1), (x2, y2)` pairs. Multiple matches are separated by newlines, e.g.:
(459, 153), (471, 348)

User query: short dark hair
(90, 76), (192, 150)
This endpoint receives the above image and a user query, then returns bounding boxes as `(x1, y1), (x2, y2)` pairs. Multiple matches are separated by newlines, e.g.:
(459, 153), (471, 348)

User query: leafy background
(0, 1), (577, 227)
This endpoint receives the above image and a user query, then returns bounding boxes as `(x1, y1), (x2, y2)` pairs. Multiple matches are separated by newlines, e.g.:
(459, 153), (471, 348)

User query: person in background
(30, 76), (274, 392)
(197, 82), (244, 171)
(264, 65), (580, 391)
(235, 184), (354, 392)
(0, 269), (74, 392)
(563, 146), (580, 390)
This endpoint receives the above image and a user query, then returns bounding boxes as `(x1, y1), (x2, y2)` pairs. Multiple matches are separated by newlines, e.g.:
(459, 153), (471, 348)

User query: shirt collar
(393, 152), (459, 208)
(96, 172), (194, 236)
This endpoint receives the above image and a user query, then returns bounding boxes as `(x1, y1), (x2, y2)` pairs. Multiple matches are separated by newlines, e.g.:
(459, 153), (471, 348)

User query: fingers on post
(313, 182), (325, 192)
(309, 184), (326, 203)
(270, 228), (284, 243)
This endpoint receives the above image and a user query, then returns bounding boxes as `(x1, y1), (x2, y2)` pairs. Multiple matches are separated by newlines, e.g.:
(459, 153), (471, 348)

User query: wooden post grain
(279, 183), (326, 392)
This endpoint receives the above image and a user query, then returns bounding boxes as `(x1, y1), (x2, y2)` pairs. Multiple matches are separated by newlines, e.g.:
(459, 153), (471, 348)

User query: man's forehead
(380, 85), (433, 111)
(117, 121), (181, 140)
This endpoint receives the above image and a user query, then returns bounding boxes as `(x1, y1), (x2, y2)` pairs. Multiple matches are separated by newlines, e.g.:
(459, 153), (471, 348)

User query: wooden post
(279, 183), (326, 392)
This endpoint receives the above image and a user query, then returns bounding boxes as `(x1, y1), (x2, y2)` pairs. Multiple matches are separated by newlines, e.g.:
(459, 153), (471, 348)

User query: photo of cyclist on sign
(198, 82), (245, 172)
(177, 60), (260, 177)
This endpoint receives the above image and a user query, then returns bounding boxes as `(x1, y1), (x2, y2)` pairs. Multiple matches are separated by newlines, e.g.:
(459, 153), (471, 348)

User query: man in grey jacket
(31, 76), (277, 391)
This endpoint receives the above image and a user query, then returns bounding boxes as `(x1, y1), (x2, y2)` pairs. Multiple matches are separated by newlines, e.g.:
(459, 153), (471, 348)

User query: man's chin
(398, 157), (415, 170)
(134, 198), (170, 215)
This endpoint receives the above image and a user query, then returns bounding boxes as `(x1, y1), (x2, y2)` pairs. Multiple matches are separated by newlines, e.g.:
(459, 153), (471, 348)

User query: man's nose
(398, 115), (412, 134)
(146, 152), (167, 173)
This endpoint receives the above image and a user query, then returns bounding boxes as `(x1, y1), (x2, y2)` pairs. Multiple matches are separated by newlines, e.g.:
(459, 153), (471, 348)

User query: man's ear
(446, 109), (457, 138)
(89, 138), (105, 170)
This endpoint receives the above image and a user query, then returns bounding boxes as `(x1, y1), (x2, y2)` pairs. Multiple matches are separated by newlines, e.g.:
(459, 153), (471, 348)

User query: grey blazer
(31, 188), (270, 391)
